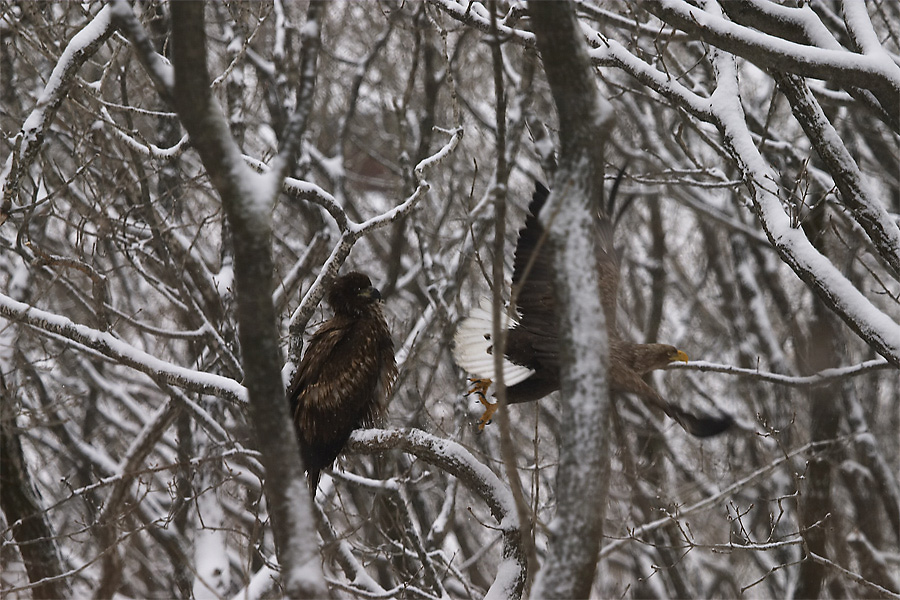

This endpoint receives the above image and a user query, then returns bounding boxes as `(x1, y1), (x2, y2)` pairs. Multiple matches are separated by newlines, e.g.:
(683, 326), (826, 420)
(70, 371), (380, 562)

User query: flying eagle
(288, 272), (397, 488)
(453, 178), (731, 438)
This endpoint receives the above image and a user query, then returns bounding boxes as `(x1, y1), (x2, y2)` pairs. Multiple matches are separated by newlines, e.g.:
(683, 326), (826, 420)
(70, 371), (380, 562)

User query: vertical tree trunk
(0, 374), (71, 600)
(794, 208), (842, 599)
(529, 1), (615, 597)
(168, 3), (327, 596)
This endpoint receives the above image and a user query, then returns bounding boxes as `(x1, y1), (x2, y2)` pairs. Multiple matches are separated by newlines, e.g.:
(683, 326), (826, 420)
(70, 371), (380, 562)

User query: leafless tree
(1, 1), (897, 598)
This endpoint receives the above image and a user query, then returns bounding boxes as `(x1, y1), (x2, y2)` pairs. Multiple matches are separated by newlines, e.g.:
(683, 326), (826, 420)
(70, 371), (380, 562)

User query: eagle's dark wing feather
(511, 179), (621, 339)
(510, 181), (556, 327)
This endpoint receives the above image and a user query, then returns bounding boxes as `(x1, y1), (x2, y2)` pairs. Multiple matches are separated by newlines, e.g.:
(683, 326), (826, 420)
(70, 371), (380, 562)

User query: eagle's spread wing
(510, 181), (556, 329)
(289, 273), (397, 488)
(501, 178), (620, 402)
(512, 178), (621, 342)
(502, 182), (562, 400)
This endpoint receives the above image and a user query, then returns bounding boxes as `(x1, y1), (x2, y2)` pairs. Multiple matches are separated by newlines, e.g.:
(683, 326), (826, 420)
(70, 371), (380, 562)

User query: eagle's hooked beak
(359, 286), (382, 301)
(672, 349), (689, 363)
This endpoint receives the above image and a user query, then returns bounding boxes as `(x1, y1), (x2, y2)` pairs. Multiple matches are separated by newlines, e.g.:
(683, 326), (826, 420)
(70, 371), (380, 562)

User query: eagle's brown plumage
(454, 178), (731, 437)
(288, 272), (397, 488)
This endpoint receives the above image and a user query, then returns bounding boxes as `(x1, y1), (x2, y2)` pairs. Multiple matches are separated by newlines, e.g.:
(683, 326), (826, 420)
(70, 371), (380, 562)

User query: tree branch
(0, 292), (246, 403)
(346, 427), (526, 600)
(1, 5), (115, 224)
(645, 0), (900, 128)
(772, 71), (900, 277)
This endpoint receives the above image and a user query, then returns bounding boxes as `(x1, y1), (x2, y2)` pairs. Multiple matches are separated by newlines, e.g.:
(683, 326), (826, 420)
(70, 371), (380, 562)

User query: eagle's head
(328, 272), (383, 317)
(621, 343), (689, 374)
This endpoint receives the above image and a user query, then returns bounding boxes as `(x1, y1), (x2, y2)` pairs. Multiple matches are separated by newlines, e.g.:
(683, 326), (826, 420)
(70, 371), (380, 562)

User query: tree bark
(168, 3), (326, 597)
(0, 374), (71, 600)
(529, 1), (615, 597)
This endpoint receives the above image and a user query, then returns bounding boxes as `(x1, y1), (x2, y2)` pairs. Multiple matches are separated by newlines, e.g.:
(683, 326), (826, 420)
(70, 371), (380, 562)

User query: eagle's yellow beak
(672, 350), (689, 363)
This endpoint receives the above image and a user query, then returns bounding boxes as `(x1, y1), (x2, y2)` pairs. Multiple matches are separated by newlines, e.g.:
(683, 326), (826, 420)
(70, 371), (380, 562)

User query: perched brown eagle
(288, 272), (397, 488)
(454, 178), (731, 438)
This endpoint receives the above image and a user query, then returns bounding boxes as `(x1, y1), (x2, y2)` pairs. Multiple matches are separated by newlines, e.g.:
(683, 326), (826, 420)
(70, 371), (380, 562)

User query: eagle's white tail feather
(453, 299), (534, 386)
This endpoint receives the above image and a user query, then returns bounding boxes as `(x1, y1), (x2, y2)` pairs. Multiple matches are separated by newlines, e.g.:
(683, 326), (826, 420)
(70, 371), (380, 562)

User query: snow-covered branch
(647, 0), (900, 126)
(772, 71), (900, 275)
(347, 428), (526, 600)
(1, 5), (114, 224)
(285, 125), (462, 363)
(706, 36), (900, 367)
(0, 292), (246, 403)
(3, 3), (896, 597)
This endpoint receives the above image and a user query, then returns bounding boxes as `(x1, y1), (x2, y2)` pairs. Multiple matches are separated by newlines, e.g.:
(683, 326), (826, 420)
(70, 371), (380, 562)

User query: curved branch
(346, 427), (526, 600)
(772, 71), (900, 276)
(706, 33), (900, 367)
(646, 0), (900, 126)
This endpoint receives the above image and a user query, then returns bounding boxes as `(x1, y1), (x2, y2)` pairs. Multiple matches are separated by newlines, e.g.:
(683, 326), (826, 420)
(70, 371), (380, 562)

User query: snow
(590, 38), (715, 119)
(708, 44), (900, 362)
(749, 1), (843, 51)
(0, 292), (248, 403)
(99, 107), (189, 158)
(351, 428), (518, 525)
(664, 0), (900, 83)
(680, 358), (891, 387)
(542, 169), (610, 447)
(484, 557), (524, 600)
(842, 2), (895, 59)
(257, 123), (278, 152)
(796, 88), (900, 262)
(109, 0), (174, 90)
(213, 259), (235, 298)
(272, 0), (287, 62)
(20, 5), (112, 156)
(193, 488), (231, 598)
(230, 561), (278, 600)
(299, 16), (319, 40)
(280, 478), (328, 596)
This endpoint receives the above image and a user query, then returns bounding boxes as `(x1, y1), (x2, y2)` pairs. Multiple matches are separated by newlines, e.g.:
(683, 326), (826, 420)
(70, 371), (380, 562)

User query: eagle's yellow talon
(465, 377), (492, 400)
(477, 397), (498, 430)
(464, 378), (497, 430)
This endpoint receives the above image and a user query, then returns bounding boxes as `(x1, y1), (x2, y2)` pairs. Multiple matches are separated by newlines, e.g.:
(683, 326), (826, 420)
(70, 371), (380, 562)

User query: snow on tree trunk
(529, 2), (615, 598)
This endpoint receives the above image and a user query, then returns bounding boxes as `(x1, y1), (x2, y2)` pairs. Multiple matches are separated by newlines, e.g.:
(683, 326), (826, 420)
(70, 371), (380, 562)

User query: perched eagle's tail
(453, 298), (535, 386)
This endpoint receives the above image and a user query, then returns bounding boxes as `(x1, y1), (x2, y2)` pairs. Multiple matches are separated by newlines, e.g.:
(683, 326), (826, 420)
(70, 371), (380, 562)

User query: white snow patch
(193, 491), (231, 598)
(212, 260), (234, 298)
(484, 557), (525, 600)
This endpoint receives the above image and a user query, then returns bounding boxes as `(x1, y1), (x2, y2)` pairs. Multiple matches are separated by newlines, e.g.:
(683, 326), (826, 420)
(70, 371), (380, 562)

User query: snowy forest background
(1, 1), (898, 598)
